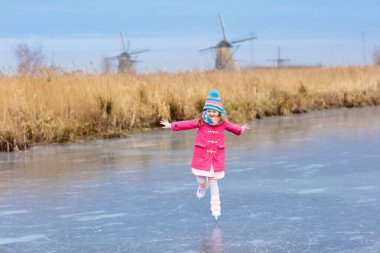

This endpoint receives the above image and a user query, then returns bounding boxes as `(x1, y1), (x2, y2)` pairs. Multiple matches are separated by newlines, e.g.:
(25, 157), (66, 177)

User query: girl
(160, 89), (250, 220)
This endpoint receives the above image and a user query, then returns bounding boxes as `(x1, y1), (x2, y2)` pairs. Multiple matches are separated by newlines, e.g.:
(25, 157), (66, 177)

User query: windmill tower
(267, 47), (290, 68)
(199, 14), (256, 71)
(104, 32), (149, 73)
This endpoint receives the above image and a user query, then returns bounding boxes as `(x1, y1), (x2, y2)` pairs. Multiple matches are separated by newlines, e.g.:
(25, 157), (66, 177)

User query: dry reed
(1, 66), (380, 151)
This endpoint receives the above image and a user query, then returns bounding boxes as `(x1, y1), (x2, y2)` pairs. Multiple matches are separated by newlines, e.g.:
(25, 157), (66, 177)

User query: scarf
(202, 111), (223, 126)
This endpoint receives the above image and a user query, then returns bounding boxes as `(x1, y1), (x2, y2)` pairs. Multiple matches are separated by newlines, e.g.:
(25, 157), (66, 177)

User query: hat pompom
(208, 89), (220, 99)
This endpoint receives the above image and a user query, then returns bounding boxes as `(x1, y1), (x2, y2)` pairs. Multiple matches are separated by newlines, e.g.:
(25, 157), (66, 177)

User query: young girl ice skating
(160, 89), (250, 220)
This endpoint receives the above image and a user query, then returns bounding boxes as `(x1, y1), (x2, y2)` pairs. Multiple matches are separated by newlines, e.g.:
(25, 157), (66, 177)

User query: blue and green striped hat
(203, 89), (227, 116)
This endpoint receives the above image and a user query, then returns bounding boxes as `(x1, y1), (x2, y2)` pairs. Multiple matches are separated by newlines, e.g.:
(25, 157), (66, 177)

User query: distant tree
(373, 46), (380, 65)
(14, 43), (44, 75)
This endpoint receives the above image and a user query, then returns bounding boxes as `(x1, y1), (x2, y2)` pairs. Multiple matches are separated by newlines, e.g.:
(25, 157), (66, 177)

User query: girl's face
(206, 109), (220, 118)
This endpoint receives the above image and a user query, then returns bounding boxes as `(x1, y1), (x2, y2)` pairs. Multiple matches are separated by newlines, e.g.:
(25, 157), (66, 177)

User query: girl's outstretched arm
(161, 119), (199, 131)
(224, 121), (250, 135)
(160, 119), (172, 129)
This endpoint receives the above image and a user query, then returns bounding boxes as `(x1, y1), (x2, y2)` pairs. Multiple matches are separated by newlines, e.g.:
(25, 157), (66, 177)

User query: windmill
(104, 32), (149, 73)
(199, 14), (257, 71)
(267, 47), (290, 68)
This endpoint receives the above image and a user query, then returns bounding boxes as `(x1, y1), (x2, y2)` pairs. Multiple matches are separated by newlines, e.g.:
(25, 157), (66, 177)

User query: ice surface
(0, 210), (28, 216)
(0, 107), (380, 252)
(0, 235), (46, 245)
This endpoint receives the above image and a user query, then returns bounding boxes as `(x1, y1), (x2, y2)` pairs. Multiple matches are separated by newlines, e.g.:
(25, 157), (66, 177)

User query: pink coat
(171, 119), (243, 172)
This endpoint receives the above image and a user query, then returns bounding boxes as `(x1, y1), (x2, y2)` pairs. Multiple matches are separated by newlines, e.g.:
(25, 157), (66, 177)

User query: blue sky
(1, 0), (379, 72)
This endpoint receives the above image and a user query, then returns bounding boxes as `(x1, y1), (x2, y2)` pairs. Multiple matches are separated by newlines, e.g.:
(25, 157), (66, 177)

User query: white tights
(196, 176), (219, 197)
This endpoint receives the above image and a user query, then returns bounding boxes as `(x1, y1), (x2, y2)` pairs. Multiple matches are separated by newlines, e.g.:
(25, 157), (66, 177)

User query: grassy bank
(1, 66), (380, 152)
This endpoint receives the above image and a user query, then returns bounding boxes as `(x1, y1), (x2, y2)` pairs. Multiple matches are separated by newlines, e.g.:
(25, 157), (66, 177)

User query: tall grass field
(1, 66), (380, 151)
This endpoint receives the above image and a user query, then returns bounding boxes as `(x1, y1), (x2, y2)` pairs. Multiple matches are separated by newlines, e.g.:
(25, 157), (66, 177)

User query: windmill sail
(231, 35), (257, 44)
(120, 32), (127, 53)
(199, 46), (218, 53)
(219, 14), (228, 41)
(129, 49), (150, 55)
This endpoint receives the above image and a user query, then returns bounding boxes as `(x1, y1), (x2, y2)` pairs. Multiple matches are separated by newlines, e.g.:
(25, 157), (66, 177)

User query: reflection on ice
(296, 188), (326, 194)
(301, 164), (325, 169)
(0, 210), (28, 216)
(355, 185), (377, 191)
(75, 213), (126, 222)
(200, 226), (223, 253)
(287, 217), (304, 221)
(357, 198), (377, 204)
(59, 211), (106, 219)
(0, 235), (45, 245)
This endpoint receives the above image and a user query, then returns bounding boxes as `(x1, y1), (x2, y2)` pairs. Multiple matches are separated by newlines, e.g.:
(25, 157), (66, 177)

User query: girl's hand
(241, 124), (250, 132)
(160, 119), (172, 129)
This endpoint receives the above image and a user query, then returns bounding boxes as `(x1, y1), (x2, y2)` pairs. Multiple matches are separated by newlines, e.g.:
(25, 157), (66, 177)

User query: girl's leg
(209, 178), (221, 220)
(208, 178), (219, 197)
(196, 176), (208, 199)
(196, 176), (207, 187)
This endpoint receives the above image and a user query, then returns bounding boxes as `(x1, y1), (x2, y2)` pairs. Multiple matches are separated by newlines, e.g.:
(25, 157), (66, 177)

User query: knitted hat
(203, 89), (226, 116)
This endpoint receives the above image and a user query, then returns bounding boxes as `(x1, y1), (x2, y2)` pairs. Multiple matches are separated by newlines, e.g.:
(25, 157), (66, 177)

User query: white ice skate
(196, 185), (208, 199)
(210, 196), (221, 220)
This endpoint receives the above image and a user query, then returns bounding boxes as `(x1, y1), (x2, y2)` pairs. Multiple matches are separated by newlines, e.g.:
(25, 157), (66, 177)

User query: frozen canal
(1, 107), (380, 253)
